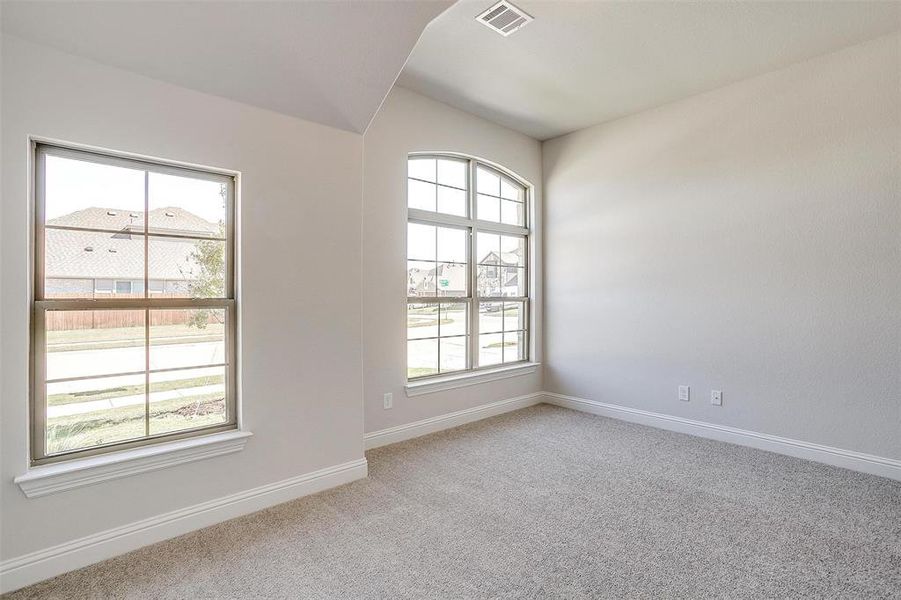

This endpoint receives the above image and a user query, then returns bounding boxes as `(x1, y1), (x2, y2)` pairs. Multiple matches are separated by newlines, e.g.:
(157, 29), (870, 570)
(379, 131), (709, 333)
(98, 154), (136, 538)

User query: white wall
(543, 34), (901, 460)
(362, 87), (543, 434)
(1, 36), (364, 562)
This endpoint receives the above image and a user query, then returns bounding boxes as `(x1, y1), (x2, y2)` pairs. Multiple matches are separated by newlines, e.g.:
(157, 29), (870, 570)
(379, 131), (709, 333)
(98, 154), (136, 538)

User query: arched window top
(407, 154), (528, 227)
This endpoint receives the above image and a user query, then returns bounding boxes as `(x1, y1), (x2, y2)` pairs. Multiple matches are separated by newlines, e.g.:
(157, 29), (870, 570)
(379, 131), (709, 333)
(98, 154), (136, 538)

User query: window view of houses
(41, 153), (231, 455)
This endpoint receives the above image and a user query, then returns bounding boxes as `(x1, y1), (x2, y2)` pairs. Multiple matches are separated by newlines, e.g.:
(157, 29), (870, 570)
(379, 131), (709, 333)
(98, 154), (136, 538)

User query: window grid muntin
(407, 154), (529, 381)
(32, 143), (237, 465)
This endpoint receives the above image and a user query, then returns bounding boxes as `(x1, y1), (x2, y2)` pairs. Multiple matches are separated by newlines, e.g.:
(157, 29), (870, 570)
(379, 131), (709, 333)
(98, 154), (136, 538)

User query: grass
(407, 367), (439, 378)
(485, 341), (518, 349)
(47, 323), (224, 352)
(47, 375), (223, 406)
(46, 391), (226, 455)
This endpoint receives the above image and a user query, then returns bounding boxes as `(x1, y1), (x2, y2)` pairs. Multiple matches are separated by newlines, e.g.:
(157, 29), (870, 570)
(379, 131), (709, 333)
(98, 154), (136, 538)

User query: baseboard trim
(364, 392), (544, 450)
(0, 457), (368, 594)
(543, 392), (901, 482)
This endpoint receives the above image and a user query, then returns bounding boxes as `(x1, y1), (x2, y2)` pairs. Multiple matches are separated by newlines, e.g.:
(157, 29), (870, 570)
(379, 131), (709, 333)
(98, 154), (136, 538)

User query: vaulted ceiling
(398, 1), (901, 139)
(1, 0), (453, 133)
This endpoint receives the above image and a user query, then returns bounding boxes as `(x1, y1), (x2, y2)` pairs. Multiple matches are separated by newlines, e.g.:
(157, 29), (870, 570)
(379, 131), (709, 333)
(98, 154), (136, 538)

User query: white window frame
(406, 153), (532, 382)
(31, 142), (238, 465)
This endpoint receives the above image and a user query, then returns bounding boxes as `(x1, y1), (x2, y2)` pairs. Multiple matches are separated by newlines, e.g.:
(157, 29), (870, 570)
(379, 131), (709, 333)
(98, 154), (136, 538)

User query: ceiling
(398, 1), (901, 140)
(1, 0), (453, 134)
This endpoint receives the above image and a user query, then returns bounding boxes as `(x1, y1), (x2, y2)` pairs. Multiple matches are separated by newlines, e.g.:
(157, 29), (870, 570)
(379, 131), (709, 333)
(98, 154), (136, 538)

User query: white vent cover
(476, 1), (533, 37)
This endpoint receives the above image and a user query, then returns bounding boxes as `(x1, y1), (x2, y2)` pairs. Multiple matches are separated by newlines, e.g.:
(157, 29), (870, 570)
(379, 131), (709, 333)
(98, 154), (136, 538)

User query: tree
(186, 184), (227, 329)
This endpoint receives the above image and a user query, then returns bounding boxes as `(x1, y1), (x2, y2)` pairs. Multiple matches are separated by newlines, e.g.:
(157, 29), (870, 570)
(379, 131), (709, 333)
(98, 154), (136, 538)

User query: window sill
(405, 362), (540, 397)
(15, 430), (253, 498)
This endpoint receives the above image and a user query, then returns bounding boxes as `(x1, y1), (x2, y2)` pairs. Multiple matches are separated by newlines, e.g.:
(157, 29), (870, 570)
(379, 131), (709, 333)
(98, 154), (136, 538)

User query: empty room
(0, 0), (899, 597)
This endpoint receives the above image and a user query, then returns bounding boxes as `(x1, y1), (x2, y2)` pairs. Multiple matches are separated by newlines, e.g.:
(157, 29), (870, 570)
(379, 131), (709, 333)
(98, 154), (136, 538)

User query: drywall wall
(362, 87), (543, 433)
(543, 34), (900, 460)
(1, 35), (364, 565)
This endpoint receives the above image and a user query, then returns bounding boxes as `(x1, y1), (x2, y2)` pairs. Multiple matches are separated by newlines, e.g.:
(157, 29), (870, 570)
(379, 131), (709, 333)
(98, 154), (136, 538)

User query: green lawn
(47, 375), (223, 406)
(47, 391), (227, 455)
(47, 323), (224, 352)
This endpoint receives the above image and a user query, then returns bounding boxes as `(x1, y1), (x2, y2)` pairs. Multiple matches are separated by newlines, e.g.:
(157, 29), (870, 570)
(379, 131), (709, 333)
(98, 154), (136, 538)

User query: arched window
(407, 154), (530, 379)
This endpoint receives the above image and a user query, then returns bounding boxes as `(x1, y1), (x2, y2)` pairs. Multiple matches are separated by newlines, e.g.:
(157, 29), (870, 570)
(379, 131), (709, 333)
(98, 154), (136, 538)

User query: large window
(32, 143), (237, 464)
(407, 154), (530, 379)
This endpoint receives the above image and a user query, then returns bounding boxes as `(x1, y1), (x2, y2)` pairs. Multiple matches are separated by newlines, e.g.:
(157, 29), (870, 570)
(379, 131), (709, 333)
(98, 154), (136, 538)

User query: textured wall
(543, 34), (900, 459)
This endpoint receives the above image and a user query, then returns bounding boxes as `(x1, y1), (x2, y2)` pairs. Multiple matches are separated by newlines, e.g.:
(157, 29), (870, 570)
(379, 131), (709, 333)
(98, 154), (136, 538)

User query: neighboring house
(407, 248), (523, 297)
(45, 206), (220, 297)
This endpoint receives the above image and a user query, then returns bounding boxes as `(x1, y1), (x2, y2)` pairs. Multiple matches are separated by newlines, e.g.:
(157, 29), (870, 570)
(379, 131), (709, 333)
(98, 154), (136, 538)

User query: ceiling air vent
(476, 0), (533, 37)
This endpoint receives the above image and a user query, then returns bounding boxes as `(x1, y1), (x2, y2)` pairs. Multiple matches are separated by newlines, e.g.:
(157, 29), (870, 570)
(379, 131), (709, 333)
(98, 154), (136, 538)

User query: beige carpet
(6, 405), (901, 599)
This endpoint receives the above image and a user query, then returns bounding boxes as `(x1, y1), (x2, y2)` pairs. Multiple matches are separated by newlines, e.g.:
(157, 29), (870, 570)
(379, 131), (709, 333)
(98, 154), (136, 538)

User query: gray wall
(1, 35), (364, 561)
(542, 34), (900, 459)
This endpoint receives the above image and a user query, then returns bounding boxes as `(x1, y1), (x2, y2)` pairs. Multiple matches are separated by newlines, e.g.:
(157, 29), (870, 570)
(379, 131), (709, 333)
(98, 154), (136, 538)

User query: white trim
(15, 430), (253, 498)
(543, 392), (901, 482)
(365, 391), (543, 449)
(405, 362), (539, 397)
(1, 457), (368, 594)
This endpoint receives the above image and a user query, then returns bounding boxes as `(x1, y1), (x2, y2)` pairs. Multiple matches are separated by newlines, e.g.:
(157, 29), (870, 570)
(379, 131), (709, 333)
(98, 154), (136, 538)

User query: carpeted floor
(6, 405), (901, 599)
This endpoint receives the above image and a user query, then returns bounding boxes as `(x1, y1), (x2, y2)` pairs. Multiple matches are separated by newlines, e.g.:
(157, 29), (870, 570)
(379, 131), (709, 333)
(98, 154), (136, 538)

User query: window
(32, 143), (237, 464)
(407, 155), (530, 379)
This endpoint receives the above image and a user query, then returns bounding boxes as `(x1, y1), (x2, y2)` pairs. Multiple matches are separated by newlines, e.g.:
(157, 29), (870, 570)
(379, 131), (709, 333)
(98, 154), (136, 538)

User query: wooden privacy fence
(45, 293), (219, 331)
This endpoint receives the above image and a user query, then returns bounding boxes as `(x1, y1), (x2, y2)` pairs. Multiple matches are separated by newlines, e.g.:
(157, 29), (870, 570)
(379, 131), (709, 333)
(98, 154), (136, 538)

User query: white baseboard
(543, 392), (901, 482)
(364, 392), (544, 450)
(0, 458), (368, 594)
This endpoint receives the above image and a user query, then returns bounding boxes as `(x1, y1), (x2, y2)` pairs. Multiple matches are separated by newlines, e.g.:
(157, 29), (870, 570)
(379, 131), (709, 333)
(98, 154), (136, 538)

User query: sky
(45, 155), (226, 224)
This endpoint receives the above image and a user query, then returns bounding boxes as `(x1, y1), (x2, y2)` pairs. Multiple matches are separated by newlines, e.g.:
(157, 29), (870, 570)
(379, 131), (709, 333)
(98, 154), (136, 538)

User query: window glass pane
(501, 235), (526, 266)
(477, 194), (500, 222)
(440, 303), (468, 337)
(477, 167), (500, 196)
(148, 236), (225, 298)
(503, 331), (525, 363)
(477, 265), (500, 297)
(440, 336), (467, 373)
(45, 229), (144, 299)
(436, 227), (466, 263)
(504, 302), (525, 331)
(408, 179), (436, 211)
(115, 280), (132, 294)
(501, 199), (525, 226)
(478, 333), (503, 367)
(44, 155), (145, 233)
(408, 157), (436, 182)
(46, 378), (146, 455)
(477, 232), (501, 264)
(407, 303), (438, 340)
(407, 222), (436, 261)
(479, 302), (504, 333)
(500, 178), (522, 201)
(437, 186), (467, 217)
(437, 159), (466, 189)
(45, 310), (146, 380)
(408, 260), (436, 296)
(149, 309), (225, 371)
(149, 366), (227, 435)
(502, 266), (526, 297)
(148, 173), (226, 238)
(408, 338), (438, 378)
(437, 263), (467, 296)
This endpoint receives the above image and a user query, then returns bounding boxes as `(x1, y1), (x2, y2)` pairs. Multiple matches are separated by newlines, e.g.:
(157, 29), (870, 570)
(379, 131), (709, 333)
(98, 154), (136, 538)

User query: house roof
(46, 207), (218, 281)
(48, 206), (221, 236)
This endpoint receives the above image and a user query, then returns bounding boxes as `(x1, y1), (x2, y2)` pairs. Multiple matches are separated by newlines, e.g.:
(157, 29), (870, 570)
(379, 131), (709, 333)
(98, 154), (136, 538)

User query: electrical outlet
(678, 385), (690, 402)
(383, 392), (393, 410)
(711, 390), (723, 406)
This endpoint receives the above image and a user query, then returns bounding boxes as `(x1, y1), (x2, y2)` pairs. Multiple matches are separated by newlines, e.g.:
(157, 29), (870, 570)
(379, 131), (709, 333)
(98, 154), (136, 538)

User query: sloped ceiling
(399, 1), (901, 140)
(1, 0), (453, 133)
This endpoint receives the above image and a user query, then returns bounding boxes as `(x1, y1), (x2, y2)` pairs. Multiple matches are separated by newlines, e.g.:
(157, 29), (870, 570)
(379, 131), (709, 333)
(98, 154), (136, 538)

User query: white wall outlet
(711, 390), (723, 406)
(383, 392), (393, 410)
(678, 385), (690, 402)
